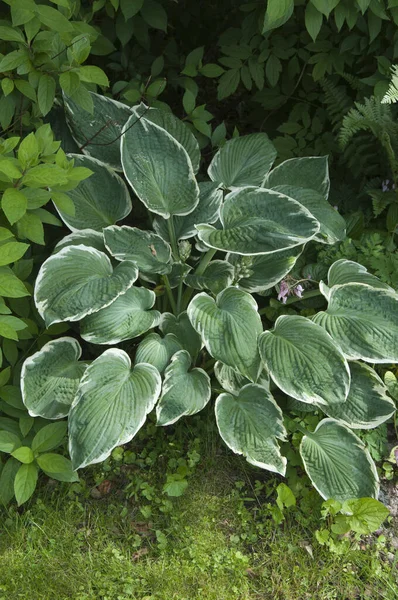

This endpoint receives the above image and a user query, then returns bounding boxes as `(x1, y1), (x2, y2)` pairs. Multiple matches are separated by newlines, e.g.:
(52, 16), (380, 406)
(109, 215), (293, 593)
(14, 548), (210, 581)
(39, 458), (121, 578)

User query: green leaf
(36, 453), (78, 482)
(341, 498), (389, 534)
(51, 192), (75, 217)
(215, 384), (287, 474)
(266, 55), (282, 87)
(310, 0), (340, 17)
(53, 229), (106, 254)
(200, 64), (225, 78)
(196, 187), (319, 256)
(187, 287), (262, 381)
(185, 260), (235, 295)
(228, 246), (302, 293)
(0, 430), (21, 453)
(34, 4), (73, 32)
(208, 133), (277, 188)
(0, 241), (29, 266)
(21, 337), (87, 419)
(1, 188), (27, 225)
(78, 66), (109, 87)
(0, 159), (22, 180)
(0, 267), (29, 298)
(17, 131), (39, 169)
(276, 483), (296, 510)
(305, 2), (323, 41)
(259, 315), (350, 406)
(314, 283), (398, 363)
(0, 25), (26, 43)
(214, 361), (259, 395)
(156, 350), (211, 426)
(217, 68), (240, 100)
(262, 0), (294, 33)
(80, 286), (160, 345)
(59, 71), (80, 96)
(159, 311), (202, 359)
(104, 225), (171, 274)
(22, 164), (68, 188)
(300, 419), (379, 501)
(263, 156), (330, 199)
(11, 446), (34, 464)
(121, 115), (199, 218)
(183, 89), (196, 114)
(34, 246), (138, 326)
(121, 0), (143, 19)
(0, 457), (19, 505)
(272, 186), (346, 245)
(140, 0), (167, 31)
(131, 104), (201, 174)
(0, 366), (11, 387)
(31, 422), (68, 453)
(63, 91), (133, 170)
(327, 259), (392, 291)
(135, 333), (182, 373)
(153, 181), (222, 242)
(320, 362), (396, 429)
(17, 213), (44, 245)
(14, 462), (38, 506)
(15, 79), (36, 101)
(55, 154), (131, 232)
(0, 49), (28, 72)
(37, 74), (56, 117)
(69, 349), (161, 469)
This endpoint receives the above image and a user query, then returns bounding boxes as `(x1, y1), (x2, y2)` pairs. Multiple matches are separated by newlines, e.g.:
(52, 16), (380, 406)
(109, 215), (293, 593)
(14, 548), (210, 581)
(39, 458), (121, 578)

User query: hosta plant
(21, 92), (398, 503)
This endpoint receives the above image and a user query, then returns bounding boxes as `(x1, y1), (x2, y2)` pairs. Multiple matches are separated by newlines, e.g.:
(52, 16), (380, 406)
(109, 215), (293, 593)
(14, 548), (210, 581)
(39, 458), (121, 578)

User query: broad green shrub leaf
(341, 498), (389, 535)
(0, 241), (29, 266)
(187, 288), (262, 381)
(132, 104), (200, 173)
(153, 181), (222, 242)
(214, 361), (252, 395)
(121, 115), (199, 218)
(196, 187), (319, 255)
(0, 430), (21, 453)
(159, 312), (202, 359)
(320, 362), (396, 429)
(0, 457), (19, 505)
(64, 91), (133, 170)
(156, 350), (211, 426)
(14, 462), (38, 506)
(228, 246), (303, 292)
(35, 246), (138, 326)
(21, 338), (87, 419)
(69, 349), (161, 469)
(300, 419), (379, 501)
(104, 226), (172, 274)
(11, 447), (34, 464)
(31, 422), (68, 453)
(314, 284), (398, 363)
(215, 384), (287, 474)
(55, 155), (132, 232)
(263, 156), (330, 198)
(80, 286), (160, 345)
(185, 260), (235, 295)
(0, 267), (30, 298)
(263, 0), (294, 33)
(53, 229), (106, 254)
(135, 333), (182, 373)
(327, 259), (393, 291)
(272, 185), (346, 244)
(36, 454), (79, 482)
(208, 133), (277, 188)
(259, 316), (350, 406)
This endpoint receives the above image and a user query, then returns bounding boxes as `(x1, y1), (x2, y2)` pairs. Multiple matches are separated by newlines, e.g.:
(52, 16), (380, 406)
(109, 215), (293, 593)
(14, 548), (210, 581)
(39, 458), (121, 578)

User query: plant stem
(167, 217), (179, 260)
(181, 248), (217, 310)
(258, 289), (323, 314)
(162, 275), (177, 315)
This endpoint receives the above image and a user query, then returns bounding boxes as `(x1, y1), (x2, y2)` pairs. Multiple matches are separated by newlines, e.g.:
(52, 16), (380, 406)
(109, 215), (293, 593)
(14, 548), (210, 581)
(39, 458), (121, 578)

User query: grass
(0, 451), (397, 600)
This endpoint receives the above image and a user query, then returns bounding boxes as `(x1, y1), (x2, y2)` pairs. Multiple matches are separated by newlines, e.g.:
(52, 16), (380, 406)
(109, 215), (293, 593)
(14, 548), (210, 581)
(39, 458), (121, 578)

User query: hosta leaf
(314, 284), (398, 363)
(214, 361), (252, 395)
(300, 419), (379, 501)
(208, 133), (277, 188)
(327, 259), (393, 291)
(53, 229), (106, 254)
(121, 115), (199, 218)
(196, 187), (319, 255)
(80, 286), (160, 345)
(320, 362), (396, 429)
(64, 91), (133, 170)
(104, 225), (172, 274)
(263, 156), (330, 199)
(227, 246), (303, 293)
(153, 181), (223, 242)
(156, 350), (211, 426)
(132, 103), (200, 173)
(55, 155), (132, 232)
(135, 333), (182, 373)
(215, 384), (287, 474)
(21, 337), (87, 419)
(187, 287), (262, 381)
(258, 316), (350, 406)
(159, 311), (202, 359)
(272, 185), (346, 245)
(69, 349), (161, 469)
(185, 260), (235, 295)
(35, 245), (138, 326)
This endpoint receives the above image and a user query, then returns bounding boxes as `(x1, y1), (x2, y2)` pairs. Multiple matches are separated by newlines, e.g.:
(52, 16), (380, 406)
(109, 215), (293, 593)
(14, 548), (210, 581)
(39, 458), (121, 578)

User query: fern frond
(382, 65), (398, 104)
(320, 78), (353, 129)
(339, 97), (398, 147)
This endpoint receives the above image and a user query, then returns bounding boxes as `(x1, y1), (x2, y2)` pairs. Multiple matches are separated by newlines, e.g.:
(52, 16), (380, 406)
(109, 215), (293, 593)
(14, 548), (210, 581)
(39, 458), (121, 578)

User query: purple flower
(278, 280), (289, 304)
(294, 284), (304, 298)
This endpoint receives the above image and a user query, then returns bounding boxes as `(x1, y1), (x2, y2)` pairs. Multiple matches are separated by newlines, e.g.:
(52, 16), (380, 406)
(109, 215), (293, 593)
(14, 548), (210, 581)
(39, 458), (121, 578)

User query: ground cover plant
(7, 90), (394, 510)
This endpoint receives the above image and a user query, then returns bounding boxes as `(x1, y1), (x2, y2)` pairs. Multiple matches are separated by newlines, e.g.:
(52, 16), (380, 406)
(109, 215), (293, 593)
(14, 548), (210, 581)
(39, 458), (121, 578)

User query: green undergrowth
(0, 440), (397, 600)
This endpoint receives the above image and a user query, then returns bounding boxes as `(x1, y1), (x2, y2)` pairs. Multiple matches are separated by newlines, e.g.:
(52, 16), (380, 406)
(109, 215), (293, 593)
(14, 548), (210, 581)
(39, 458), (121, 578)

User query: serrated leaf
(217, 68), (240, 100)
